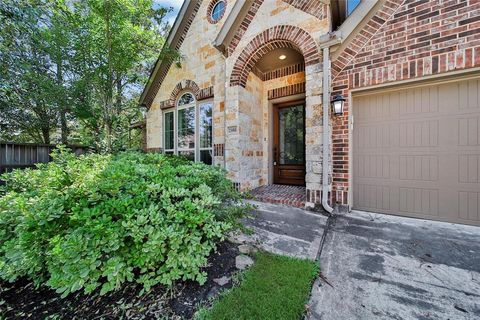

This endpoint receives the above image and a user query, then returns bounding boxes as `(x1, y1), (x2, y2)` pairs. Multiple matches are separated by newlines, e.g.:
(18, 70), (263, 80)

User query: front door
(273, 101), (306, 186)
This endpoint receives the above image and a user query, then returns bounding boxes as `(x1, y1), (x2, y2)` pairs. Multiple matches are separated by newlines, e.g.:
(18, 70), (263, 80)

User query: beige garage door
(353, 77), (480, 226)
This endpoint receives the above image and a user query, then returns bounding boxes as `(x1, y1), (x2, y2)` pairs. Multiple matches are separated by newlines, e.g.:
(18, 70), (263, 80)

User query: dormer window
(331, 0), (362, 31)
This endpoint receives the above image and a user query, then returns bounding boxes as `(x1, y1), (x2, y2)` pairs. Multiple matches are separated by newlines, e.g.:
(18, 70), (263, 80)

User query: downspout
(223, 54), (228, 169)
(321, 46), (334, 214)
(319, 37), (342, 214)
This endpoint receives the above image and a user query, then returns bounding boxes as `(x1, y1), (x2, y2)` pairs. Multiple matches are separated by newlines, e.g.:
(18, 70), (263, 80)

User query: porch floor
(250, 184), (306, 208)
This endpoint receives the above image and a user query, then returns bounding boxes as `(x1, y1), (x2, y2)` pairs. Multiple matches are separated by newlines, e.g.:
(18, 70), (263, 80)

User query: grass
(197, 252), (319, 320)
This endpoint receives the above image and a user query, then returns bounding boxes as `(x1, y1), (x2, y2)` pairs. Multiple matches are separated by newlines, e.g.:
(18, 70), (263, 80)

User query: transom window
(164, 93), (213, 165)
(210, 1), (226, 22)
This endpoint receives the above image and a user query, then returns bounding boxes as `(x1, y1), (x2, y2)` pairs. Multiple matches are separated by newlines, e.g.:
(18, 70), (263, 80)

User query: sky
(155, 0), (185, 26)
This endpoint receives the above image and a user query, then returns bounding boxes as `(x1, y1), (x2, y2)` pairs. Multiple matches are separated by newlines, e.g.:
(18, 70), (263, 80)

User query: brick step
(250, 184), (306, 209)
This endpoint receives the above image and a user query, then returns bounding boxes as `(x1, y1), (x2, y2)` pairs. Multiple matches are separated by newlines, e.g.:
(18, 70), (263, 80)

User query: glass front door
(273, 101), (306, 185)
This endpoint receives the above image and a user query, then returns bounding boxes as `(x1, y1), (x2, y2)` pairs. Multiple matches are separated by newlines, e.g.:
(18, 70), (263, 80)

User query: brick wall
(331, 0), (480, 205)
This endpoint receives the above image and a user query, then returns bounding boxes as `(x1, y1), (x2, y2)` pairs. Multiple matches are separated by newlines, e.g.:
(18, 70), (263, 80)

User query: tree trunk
(56, 52), (69, 144)
(60, 110), (68, 144)
(106, 121), (113, 151)
(42, 127), (50, 144)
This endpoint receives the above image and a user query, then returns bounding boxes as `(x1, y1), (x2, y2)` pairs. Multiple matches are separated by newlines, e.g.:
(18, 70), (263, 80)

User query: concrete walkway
(308, 211), (480, 320)
(232, 200), (328, 260)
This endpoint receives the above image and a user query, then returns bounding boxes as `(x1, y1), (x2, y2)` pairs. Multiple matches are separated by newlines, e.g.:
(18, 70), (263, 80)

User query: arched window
(163, 92), (213, 164)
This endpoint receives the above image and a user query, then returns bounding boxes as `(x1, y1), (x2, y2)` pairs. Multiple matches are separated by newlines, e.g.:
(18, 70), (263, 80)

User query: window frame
(211, 0), (226, 22)
(162, 92), (214, 164)
(346, 0), (361, 16)
(197, 101), (214, 165)
(176, 94), (196, 159)
(163, 109), (175, 154)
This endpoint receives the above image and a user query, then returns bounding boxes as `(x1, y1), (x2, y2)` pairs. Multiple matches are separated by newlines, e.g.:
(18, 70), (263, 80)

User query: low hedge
(0, 149), (248, 297)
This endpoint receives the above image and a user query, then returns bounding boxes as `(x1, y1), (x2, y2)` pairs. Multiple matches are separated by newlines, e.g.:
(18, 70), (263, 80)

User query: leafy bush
(0, 148), (248, 297)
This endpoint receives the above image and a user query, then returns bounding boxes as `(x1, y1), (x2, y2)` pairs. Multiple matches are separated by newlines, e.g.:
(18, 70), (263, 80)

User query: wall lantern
(331, 94), (346, 116)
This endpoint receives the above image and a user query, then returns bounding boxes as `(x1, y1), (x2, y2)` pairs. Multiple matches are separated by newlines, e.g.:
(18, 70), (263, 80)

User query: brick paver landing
(250, 184), (306, 208)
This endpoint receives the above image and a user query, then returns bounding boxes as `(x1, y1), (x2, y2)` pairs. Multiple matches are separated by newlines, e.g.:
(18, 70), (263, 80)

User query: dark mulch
(0, 241), (239, 320)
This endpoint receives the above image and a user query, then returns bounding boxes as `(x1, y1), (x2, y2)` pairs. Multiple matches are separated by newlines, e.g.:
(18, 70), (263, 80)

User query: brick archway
(170, 79), (201, 102)
(230, 25), (320, 87)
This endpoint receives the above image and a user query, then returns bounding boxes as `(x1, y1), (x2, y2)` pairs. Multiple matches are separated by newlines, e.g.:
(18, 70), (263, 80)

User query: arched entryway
(225, 25), (323, 199)
(230, 25), (320, 87)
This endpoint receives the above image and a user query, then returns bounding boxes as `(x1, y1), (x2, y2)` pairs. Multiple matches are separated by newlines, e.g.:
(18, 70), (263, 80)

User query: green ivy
(0, 148), (248, 297)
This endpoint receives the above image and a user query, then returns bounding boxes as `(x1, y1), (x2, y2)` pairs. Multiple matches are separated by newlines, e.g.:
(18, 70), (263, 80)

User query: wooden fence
(0, 142), (88, 184)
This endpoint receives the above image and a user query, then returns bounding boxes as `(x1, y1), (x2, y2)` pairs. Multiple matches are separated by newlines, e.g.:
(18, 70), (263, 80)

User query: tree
(67, 0), (174, 151)
(0, 0), (61, 143)
(0, 0), (175, 151)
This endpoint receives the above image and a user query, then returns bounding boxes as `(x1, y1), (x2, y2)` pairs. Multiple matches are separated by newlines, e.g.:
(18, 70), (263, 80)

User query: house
(140, 0), (480, 226)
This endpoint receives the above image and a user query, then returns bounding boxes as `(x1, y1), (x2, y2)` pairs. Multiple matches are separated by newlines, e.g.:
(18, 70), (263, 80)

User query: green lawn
(197, 252), (319, 320)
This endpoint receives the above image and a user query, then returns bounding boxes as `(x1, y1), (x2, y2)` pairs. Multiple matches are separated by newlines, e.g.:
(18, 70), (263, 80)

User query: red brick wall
(331, 0), (480, 205)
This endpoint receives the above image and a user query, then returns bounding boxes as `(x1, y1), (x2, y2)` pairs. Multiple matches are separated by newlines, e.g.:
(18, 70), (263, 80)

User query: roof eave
(213, 0), (250, 55)
(139, 0), (193, 108)
(330, 0), (382, 57)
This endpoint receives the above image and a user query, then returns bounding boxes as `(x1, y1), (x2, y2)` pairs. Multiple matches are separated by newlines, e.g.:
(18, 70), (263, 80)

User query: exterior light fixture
(331, 94), (346, 116)
(279, 55), (287, 60)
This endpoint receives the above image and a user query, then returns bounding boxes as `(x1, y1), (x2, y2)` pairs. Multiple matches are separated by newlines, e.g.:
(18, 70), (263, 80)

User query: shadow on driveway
(309, 211), (480, 320)
(235, 200), (328, 260)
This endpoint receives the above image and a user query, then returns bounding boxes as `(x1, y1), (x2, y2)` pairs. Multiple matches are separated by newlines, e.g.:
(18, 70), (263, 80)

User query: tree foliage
(0, 0), (175, 151)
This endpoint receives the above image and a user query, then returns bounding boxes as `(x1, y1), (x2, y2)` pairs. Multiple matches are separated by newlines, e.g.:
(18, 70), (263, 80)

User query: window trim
(176, 94), (196, 158)
(211, 1), (226, 21)
(163, 92), (214, 164)
(163, 109), (175, 154)
(198, 101), (214, 165)
(207, 0), (227, 24)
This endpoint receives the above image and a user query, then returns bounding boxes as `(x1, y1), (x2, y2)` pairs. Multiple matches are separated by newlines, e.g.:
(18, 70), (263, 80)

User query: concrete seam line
(315, 214), (336, 261)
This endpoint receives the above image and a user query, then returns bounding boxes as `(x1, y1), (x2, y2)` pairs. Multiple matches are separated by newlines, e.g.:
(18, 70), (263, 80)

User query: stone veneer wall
(146, 0), (240, 166)
(224, 1), (329, 205)
(230, 73), (264, 189)
(225, 69), (307, 191)
(331, 0), (480, 205)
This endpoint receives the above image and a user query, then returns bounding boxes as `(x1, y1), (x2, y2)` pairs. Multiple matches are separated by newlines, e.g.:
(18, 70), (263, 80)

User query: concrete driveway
(308, 211), (480, 320)
(234, 200), (328, 260)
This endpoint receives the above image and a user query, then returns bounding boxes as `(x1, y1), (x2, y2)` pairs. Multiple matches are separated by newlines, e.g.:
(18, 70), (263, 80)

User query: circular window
(208, 0), (226, 24)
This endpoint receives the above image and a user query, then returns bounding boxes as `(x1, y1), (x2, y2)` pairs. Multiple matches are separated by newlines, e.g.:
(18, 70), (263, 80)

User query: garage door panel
(458, 191), (480, 221)
(458, 154), (479, 183)
(353, 77), (480, 226)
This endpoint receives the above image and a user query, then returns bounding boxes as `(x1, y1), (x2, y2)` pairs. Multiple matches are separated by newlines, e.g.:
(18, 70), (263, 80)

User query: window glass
(164, 111), (174, 151)
(177, 106), (195, 150)
(211, 1), (226, 21)
(200, 150), (213, 165)
(163, 92), (214, 165)
(199, 103), (213, 148)
(179, 150), (195, 161)
(347, 0), (361, 16)
(178, 93), (195, 106)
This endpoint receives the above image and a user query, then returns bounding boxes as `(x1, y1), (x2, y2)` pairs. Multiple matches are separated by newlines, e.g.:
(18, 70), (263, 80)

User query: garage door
(353, 77), (480, 226)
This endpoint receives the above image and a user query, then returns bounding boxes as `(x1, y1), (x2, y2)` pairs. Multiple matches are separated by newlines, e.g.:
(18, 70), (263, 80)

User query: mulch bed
(0, 241), (239, 320)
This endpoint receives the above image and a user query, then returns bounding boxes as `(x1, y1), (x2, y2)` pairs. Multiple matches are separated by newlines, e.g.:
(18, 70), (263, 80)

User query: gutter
(319, 38), (342, 214)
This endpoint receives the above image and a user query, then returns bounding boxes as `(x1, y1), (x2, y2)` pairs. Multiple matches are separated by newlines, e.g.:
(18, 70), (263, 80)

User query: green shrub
(0, 148), (248, 297)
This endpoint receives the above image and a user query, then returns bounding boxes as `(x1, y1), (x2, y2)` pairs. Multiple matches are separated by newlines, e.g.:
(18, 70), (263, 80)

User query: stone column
(305, 62), (325, 208)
